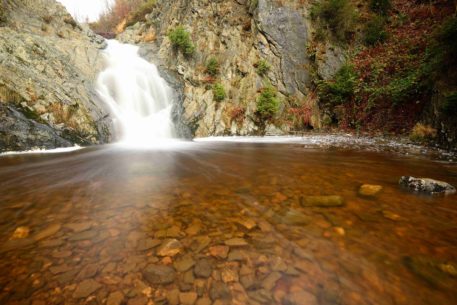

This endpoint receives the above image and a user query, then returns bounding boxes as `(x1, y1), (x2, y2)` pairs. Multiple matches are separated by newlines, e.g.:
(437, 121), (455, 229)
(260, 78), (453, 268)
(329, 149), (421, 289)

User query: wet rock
(194, 259), (212, 278)
(64, 222), (93, 232)
(68, 230), (98, 241)
(194, 236), (211, 252)
(358, 184), (383, 197)
(209, 282), (231, 301)
(281, 209), (311, 225)
(127, 296), (148, 305)
(33, 224), (61, 241)
(235, 218), (257, 230)
(224, 238), (248, 247)
(167, 289), (180, 305)
(228, 249), (247, 262)
(183, 269), (195, 284)
(137, 238), (161, 251)
(271, 257), (288, 272)
(403, 256), (457, 289)
(156, 239), (183, 257)
(179, 292), (198, 305)
(142, 264), (176, 285)
(399, 176), (456, 195)
(284, 290), (318, 305)
(107, 291), (124, 305)
(262, 272), (282, 290)
(185, 223), (202, 236)
(301, 196), (344, 207)
(248, 289), (272, 303)
(73, 279), (102, 298)
(196, 297), (211, 305)
(382, 210), (401, 221)
(209, 245), (229, 259)
(221, 265), (239, 283)
(174, 256), (196, 272)
(10, 226), (30, 239)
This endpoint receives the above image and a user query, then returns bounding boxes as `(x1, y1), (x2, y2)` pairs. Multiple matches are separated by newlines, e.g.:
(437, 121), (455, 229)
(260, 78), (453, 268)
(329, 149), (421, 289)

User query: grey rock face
(256, 0), (310, 95)
(399, 176), (456, 195)
(0, 0), (112, 152)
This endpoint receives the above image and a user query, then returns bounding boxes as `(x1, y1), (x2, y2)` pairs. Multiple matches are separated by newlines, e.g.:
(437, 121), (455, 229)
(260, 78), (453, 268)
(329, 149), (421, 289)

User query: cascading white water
(96, 40), (175, 145)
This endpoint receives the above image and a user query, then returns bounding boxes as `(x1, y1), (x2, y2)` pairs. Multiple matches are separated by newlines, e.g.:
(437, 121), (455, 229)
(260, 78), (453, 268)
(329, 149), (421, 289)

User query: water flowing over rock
(0, 0), (112, 152)
(96, 40), (176, 144)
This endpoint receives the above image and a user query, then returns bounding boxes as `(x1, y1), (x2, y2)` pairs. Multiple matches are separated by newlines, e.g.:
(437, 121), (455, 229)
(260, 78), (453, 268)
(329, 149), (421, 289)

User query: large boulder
(399, 176), (456, 195)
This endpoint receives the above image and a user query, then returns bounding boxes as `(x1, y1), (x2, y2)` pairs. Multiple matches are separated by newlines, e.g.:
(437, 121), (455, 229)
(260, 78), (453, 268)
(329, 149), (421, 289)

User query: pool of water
(0, 139), (456, 305)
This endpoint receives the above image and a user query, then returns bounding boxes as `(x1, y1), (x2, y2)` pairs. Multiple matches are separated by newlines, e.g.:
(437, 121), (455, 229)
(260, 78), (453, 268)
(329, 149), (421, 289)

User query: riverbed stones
(281, 209), (311, 225)
(194, 259), (212, 278)
(10, 226), (30, 239)
(174, 256), (195, 272)
(358, 184), (383, 197)
(107, 291), (124, 305)
(179, 292), (198, 305)
(225, 238), (248, 247)
(143, 264), (176, 285)
(301, 196), (344, 207)
(399, 176), (456, 195)
(156, 239), (182, 257)
(73, 279), (102, 298)
(209, 245), (229, 259)
(64, 222), (93, 232)
(33, 224), (61, 241)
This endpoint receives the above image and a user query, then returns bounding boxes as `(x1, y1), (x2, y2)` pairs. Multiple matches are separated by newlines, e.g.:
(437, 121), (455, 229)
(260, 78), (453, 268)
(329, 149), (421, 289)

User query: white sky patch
(56, 0), (113, 22)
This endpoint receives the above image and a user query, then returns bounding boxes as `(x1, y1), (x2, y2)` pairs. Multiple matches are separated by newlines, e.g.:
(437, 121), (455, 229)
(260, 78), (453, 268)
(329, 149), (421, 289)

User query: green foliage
(441, 92), (457, 115)
(385, 70), (421, 104)
(369, 0), (391, 16)
(256, 59), (271, 76)
(257, 86), (280, 120)
(426, 16), (457, 73)
(126, 0), (156, 27)
(364, 16), (388, 45)
(310, 0), (357, 42)
(168, 26), (195, 56)
(318, 64), (357, 107)
(205, 57), (219, 76)
(212, 83), (226, 102)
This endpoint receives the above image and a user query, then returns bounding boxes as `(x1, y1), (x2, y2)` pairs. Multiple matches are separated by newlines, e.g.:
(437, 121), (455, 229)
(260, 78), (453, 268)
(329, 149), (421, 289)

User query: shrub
(126, 0), (156, 27)
(256, 59), (270, 76)
(310, 0), (357, 42)
(369, 0), (391, 16)
(318, 64), (357, 107)
(213, 83), (226, 102)
(257, 86), (280, 120)
(441, 92), (457, 115)
(168, 26), (195, 56)
(364, 16), (388, 45)
(410, 123), (437, 142)
(426, 16), (457, 73)
(205, 57), (219, 76)
(230, 106), (246, 123)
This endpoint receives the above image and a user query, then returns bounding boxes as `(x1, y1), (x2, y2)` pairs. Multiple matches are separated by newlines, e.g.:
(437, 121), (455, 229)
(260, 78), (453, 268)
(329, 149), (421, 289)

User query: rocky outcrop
(0, 0), (112, 152)
(117, 0), (345, 137)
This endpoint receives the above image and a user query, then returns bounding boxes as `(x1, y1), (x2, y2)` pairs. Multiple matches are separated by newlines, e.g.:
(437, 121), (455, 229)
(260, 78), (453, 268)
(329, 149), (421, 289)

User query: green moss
(256, 59), (270, 76)
(310, 0), (357, 42)
(256, 86), (279, 120)
(318, 64), (357, 107)
(369, 0), (391, 16)
(364, 16), (388, 46)
(205, 57), (219, 76)
(168, 26), (195, 56)
(212, 83), (226, 102)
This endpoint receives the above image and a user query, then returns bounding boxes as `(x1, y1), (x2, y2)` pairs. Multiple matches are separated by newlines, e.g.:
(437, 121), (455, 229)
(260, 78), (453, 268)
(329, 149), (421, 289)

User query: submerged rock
(143, 264), (176, 285)
(301, 196), (344, 207)
(358, 184), (383, 197)
(399, 176), (456, 195)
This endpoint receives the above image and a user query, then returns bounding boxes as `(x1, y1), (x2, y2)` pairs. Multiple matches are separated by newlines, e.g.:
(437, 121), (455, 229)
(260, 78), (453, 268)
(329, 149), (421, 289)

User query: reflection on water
(0, 141), (456, 305)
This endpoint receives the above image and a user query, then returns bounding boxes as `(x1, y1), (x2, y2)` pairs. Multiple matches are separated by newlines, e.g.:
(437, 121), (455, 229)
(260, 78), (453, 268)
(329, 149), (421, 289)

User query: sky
(57, 0), (113, 22)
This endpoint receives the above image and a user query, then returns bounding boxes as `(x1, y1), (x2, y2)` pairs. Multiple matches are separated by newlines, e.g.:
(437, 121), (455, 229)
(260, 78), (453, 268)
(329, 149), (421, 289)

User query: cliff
(117, 0), (345, 137)
(0, 0), (112, 152)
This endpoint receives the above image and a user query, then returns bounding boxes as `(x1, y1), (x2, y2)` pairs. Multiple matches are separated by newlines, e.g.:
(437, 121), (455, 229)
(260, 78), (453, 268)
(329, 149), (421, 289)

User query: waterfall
(96, 40), (175, 145)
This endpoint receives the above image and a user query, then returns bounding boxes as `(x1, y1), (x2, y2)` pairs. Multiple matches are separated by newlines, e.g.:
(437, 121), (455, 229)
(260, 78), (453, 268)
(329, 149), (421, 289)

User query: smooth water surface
(0, 140), (456, 305)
